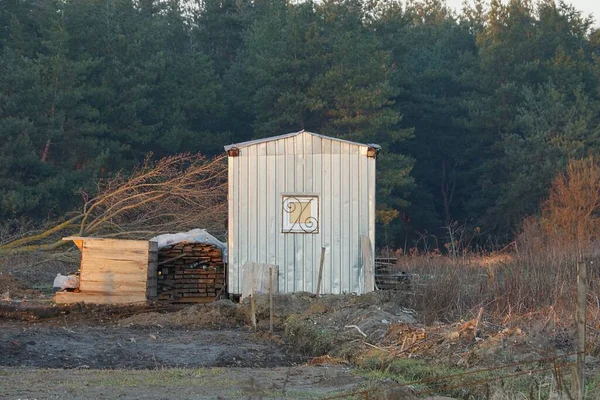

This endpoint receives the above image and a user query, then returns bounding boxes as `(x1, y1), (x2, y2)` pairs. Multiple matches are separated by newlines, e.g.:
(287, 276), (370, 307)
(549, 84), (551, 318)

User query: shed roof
(223, 130), (380, 152)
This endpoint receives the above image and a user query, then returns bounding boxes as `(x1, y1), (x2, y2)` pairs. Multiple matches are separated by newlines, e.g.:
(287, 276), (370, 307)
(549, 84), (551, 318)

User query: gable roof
(223, 130), (380, 151)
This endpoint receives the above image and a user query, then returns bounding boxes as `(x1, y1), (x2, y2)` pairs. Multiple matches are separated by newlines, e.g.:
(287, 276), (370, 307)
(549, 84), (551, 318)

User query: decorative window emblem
(282, 195), (319, 233)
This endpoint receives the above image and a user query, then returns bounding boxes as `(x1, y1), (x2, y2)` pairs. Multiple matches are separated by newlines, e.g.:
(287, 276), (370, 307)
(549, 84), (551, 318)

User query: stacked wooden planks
(375, 257), (411, 290)
(55, 238), (158, 304)
(157, 242), (225, 303)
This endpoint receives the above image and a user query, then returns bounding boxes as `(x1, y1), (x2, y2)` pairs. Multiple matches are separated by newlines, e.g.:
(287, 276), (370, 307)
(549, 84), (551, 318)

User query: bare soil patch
(0, 300), (305, 370)
(3, 281), (597, 398)
(0, 325), (305, 369)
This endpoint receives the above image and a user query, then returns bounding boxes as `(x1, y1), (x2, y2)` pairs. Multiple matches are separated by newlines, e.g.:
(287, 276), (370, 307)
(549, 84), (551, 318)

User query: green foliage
(357, 356), (469, 397)
(284, 315), (335, 356)
(374, 2), (479, 242)
(0, 0), (226, 219)
(1, 0), (600, 247)
(228, 0), (414, 226)
(466, 0), (599, 235)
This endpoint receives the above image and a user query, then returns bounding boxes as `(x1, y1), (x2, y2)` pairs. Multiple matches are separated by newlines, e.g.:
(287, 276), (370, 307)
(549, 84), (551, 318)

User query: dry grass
(397, 235), (600, 332)
(399, 157), (600, 331)
(396, 253), (490, 324)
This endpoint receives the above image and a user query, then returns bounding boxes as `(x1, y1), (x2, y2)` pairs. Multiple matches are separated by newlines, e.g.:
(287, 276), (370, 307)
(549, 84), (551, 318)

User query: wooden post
(269, 266), (274, 332)
(250, 286), (257, 332)
(571, 364), (579, 400)
(316, 247), (326, 298)
(473, 307), (484, 340)
(576, 260), (587, 400)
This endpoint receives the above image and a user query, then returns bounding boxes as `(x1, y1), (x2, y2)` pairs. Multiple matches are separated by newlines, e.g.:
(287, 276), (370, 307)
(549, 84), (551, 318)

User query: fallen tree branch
(362, 341), (389, 352)
(345, 325), (367, 338)
(0, 153), (228, 256)
(0, 216), (81, 250)
(0, 239), (68, 255)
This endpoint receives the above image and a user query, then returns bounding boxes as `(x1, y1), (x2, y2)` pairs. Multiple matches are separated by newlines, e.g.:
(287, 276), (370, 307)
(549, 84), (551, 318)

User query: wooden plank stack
(375, 257), (411, 290)
(55, 237), (158, 304)
(157, 242), (225, 303)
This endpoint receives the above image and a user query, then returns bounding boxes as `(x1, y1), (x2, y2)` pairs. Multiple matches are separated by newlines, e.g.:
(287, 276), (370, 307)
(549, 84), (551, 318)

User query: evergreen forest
(2, 0), (599, 249)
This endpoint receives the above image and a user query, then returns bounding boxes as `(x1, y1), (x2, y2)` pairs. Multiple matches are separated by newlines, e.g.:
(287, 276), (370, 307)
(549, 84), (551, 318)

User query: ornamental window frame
(281, 194), (319, 234)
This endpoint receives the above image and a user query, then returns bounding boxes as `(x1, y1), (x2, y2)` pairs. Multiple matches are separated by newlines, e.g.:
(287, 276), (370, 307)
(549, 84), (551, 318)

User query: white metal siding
(227, 131), (376, 295)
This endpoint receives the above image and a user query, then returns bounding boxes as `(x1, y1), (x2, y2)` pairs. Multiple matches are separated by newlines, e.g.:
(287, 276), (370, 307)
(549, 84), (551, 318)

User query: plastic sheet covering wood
(151, 229), (227, 262)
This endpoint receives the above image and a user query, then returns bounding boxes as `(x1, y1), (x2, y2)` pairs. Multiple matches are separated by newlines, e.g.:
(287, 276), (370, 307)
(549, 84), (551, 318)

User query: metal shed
(225, 130), (378, 295)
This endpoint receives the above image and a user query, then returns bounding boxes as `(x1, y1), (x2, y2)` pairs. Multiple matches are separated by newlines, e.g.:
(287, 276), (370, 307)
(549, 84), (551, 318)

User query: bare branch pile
(0, 154), (227, 255)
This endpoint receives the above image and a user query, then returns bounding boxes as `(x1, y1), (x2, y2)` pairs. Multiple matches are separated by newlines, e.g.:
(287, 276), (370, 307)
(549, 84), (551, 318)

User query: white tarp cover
(150, 229), (227, 262)
(241, 262), (279, 300)
(53, 273), (80, 289)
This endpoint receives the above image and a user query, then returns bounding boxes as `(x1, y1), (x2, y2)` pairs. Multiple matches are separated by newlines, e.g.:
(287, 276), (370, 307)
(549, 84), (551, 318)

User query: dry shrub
(79, 153), (228, 239)
(398, 254), (485, 324)
(401, 244), (579, 327)
(542, 156), (600, 253)
(0, 219), (37, 245)
(483, 156), (600, 322)
(403, 158), (600, 324)
(484, 218), (575, 317)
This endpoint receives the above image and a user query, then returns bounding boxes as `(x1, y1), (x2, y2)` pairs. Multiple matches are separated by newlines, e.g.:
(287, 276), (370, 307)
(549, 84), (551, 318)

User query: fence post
(250, 286), (257, 332)
(269, 266), (274, 333)
(316, 247), (326, 298)
(576, 260), (587, 400)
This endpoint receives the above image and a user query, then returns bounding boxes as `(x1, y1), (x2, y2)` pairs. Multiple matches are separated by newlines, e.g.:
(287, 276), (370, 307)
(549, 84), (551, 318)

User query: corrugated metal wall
(227, 131), (376, 295)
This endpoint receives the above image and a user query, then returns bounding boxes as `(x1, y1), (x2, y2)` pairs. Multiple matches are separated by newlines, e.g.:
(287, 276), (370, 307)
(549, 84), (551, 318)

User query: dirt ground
(0, 272), (45, 300)
(0, 288), (431, 399)
(0, 299), (370, 399)
(0, 325), (304, 369)
(2, 270), (599, 399)
(0, 298), (309, 370)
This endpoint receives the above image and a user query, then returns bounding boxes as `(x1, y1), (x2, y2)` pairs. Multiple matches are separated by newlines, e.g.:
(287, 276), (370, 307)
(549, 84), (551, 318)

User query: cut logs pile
(157, 242), (225, 303)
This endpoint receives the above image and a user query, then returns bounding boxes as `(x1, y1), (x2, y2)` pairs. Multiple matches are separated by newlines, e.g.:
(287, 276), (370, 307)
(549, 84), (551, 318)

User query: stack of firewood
(157, 242), (225, 302)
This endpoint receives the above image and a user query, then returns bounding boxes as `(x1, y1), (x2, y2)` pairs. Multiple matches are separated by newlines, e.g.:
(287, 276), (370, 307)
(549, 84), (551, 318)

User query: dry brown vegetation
(396, 157), (600, 367)
(542, 156), (600, 253)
